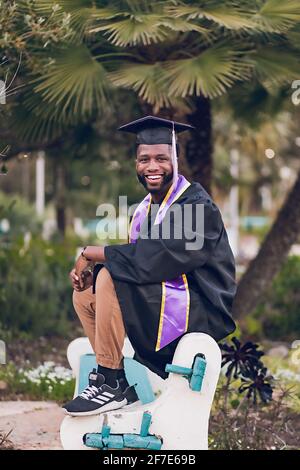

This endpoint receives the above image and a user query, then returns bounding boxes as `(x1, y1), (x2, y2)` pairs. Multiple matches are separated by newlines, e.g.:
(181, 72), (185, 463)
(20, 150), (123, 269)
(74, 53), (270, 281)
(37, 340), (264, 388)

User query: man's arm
(102, 201), (224, 284)
(82, 246), (106, 263)
(70, 247), (104, 291)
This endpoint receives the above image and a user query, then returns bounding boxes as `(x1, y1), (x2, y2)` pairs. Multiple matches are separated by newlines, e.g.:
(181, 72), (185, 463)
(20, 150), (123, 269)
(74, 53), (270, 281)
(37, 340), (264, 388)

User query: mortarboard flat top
(118, 115), (194, 145)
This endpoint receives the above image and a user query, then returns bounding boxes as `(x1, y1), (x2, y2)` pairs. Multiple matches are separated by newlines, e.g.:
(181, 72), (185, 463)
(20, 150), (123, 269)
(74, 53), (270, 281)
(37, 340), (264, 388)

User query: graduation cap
(118, 115), (194, 185)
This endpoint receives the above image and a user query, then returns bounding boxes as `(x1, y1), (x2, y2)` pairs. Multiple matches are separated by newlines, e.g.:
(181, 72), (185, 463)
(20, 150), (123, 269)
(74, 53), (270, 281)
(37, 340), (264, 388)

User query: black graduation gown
(93, 181), (236, 379)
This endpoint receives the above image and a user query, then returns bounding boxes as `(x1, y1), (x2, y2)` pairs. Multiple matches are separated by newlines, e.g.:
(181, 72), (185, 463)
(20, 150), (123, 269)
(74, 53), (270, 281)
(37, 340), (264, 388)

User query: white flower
(44, 361), (55, 368)
(22, 362), (73, 385)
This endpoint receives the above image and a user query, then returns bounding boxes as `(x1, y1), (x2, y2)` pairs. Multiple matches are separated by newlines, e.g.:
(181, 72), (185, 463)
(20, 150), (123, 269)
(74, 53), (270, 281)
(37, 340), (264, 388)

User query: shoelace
(80, 384), (99, 400)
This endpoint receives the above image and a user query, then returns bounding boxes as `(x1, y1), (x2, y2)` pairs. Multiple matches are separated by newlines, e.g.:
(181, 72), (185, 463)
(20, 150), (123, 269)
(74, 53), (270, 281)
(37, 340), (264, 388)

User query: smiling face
(136, 144), (173, 200)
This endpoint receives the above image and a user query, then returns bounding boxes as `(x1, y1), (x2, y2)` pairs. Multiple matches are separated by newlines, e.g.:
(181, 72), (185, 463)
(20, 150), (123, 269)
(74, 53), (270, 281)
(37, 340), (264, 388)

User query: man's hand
(69, 268), (93, 292)
(69, 251), (94, 291)
(69, 246), (105, 292)
(75, 252), (91, 277)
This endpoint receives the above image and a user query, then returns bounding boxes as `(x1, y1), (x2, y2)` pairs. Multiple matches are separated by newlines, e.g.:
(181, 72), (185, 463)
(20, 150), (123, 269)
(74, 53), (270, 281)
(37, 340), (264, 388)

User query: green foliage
(244, 316), (263, 337)
(2, 0), (300, 142)
(0, 236), (76, 336)
(256, 256), (300, 339)
(209, 338), (299, 450)
(0, 191), (42, 236)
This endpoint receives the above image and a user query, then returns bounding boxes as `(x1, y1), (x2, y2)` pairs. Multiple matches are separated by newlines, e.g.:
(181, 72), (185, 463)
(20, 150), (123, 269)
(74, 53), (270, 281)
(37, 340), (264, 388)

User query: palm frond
(109, 63), (171, 108)
(253, 0), (300, 33)
(9, 99), (66, 143)
(89, 14), (171, 46)
(251, 47), (300, 84)
(167, 3), (257, 30)
(286, 24), (300, 49)
(162, 17), (211, 35)
(18, 0), (122, 39)
(162, 46), (253, 99)
(26, 45), (110, 124)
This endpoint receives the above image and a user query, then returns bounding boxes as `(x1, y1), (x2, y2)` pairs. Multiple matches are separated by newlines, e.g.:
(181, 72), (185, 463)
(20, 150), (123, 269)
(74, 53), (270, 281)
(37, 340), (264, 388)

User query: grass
(0, 429), (14, 450)
(0, 361), (75, 403)
(208, 350), (300, 450)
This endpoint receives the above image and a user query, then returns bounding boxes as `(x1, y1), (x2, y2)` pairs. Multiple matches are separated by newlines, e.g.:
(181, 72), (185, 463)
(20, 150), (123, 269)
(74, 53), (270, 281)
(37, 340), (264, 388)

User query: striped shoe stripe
(91, 398), (105, 405)
(103, 391), (114, 398)
(97, 395), (110, 402)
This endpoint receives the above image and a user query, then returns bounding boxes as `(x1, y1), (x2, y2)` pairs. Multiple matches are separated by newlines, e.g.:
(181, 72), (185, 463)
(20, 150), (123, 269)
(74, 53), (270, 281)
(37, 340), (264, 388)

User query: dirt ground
(0, 401), (64, 450)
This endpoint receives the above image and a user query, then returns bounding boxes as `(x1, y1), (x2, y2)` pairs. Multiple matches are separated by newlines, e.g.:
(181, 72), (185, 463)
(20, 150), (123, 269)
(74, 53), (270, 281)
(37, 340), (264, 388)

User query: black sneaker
(62, 369), (138, 416)
(119, 377), (139, 405)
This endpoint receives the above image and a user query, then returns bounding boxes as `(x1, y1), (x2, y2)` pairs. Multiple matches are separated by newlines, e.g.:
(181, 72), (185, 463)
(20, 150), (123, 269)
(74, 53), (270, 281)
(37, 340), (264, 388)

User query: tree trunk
(55, 162), (66, 237)
(185, 96), (213, 195)
(233, 169), (300, 319)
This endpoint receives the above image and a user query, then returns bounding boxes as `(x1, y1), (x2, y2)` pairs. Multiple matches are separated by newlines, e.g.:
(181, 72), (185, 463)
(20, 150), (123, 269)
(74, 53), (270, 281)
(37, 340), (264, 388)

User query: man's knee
(72, 288), (79, 304)
(72, 289), (83, 314)
(95, 267), (113, 291)
(72, 288), (94, 316)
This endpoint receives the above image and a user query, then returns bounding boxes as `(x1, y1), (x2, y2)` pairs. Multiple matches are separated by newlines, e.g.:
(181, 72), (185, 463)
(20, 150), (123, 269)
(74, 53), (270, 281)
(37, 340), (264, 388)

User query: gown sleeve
(104, 200), (225, 284)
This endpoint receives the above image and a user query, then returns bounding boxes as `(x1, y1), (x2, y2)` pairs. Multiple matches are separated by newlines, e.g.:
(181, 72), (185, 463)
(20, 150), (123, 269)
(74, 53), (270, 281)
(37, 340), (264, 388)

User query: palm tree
(4, 1), (300, 191)
(2, 0), (300, 318)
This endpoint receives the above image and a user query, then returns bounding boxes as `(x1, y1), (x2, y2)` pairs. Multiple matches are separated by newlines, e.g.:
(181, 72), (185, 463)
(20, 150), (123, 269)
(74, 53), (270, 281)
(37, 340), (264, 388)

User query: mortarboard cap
(118, 115), (194, 145)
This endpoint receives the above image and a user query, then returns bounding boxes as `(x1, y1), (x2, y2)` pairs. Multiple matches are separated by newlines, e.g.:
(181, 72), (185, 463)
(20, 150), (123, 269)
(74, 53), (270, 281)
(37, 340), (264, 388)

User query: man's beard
(137, 172), (173, 194)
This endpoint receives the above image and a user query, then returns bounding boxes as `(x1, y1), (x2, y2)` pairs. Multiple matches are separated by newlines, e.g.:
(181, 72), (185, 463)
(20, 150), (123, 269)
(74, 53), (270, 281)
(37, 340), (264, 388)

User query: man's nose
(147, 159), (160, 171)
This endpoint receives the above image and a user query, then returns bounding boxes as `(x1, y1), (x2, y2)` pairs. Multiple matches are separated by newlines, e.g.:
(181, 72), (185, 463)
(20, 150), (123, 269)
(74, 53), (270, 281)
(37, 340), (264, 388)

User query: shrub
(256, 256), (300, 340)
(0, 191), (42, 237)
(0, 236), (77, 337)
(209, 338), (299, 450)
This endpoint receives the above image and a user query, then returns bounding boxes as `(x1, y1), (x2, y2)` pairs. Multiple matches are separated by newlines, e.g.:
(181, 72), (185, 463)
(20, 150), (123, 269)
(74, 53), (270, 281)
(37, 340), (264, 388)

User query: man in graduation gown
(62, 116), (236, 416)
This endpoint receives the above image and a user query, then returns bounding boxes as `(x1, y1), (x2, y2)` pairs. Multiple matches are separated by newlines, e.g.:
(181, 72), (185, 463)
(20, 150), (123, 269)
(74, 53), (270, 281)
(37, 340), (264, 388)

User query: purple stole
(129, 175), (191, 351)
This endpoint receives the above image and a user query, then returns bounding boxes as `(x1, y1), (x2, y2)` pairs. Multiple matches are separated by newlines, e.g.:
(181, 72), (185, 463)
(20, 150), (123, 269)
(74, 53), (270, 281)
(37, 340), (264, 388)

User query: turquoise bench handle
(140, 412), (152, 437)
(165, 364), (192, 376)
(165, 354), (206, 392)
(84, 411), (162, 450)
(189, 356), (206, 391)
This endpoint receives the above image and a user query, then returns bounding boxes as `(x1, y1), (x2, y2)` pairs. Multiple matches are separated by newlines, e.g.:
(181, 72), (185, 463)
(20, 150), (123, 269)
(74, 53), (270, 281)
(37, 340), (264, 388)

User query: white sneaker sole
(63, 398), (129, 417)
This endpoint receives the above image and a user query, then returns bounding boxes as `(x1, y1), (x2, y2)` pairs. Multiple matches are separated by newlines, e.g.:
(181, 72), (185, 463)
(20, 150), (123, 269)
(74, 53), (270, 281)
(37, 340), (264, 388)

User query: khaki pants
(72, 267), (125, 369)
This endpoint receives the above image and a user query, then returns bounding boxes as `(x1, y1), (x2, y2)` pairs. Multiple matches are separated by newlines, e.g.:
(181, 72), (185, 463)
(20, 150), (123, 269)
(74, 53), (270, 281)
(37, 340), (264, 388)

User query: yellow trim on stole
(129, 196), (152, 242)
(157, 183), (174, 214)
(155, 281), (166, 352)
(172, 181), (191, 206)
(154, 185), (174, 352)
(182, 274), (190, 332)
(155, 274), (190, 351)
(154, 179), (191, 351)
(153, 180), (191, 226)
(147, 197), (152, 215)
